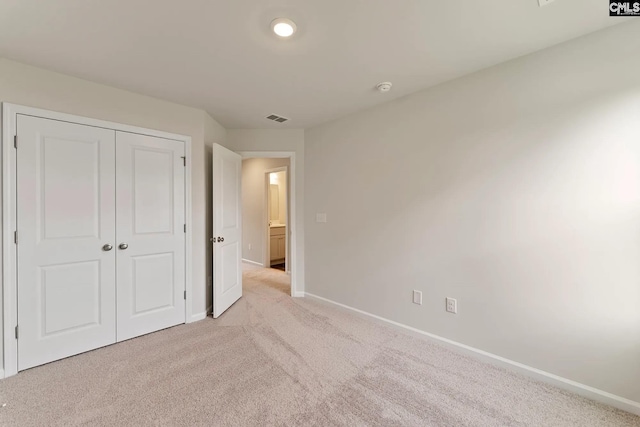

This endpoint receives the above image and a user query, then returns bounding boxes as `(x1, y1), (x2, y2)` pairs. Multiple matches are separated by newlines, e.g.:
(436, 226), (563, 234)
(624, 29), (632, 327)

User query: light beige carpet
(1, 264), (638, 426)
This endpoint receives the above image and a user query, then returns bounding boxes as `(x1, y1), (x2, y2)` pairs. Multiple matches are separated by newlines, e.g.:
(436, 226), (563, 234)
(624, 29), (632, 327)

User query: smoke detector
(376, 82), (392, 93)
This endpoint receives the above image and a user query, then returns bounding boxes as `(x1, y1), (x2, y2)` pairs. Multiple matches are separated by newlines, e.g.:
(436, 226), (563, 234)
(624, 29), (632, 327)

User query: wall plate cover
(413, 290), (422, 305)
(446, 297), (458, 314)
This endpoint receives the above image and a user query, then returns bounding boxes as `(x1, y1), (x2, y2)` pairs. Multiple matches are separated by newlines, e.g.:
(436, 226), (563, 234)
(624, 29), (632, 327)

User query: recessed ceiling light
(271, 18), (297, 38)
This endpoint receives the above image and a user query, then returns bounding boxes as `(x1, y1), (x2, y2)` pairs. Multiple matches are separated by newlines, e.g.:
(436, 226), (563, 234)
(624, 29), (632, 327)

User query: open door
(212, 144), (242, 318)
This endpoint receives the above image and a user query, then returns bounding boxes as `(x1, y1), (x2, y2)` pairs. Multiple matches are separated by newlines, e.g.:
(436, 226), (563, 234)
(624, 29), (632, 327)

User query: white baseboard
(190, 305), (212, 322)
(190, 312), (207, 321)
(292, 291), (305, 298)
(304, 292), (640, 416)
(0, 369), (4, 379)
(242, 258), (264, 267)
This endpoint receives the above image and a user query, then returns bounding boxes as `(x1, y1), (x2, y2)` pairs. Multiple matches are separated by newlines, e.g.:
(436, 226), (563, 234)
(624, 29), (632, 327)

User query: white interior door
(115, 132), (186, 341)
(212, 143), (242, 318)
(17, 115), (117, 371)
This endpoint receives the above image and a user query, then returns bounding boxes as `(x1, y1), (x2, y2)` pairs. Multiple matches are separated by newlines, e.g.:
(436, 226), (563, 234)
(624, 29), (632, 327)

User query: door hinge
(15, 325), (18, 339)
(181, 156), (186, 166)
(14, 135), (17, 149)
(184, 224), (186, 233)
(184, 290), (187, 300)
(14, 231), (17, 244)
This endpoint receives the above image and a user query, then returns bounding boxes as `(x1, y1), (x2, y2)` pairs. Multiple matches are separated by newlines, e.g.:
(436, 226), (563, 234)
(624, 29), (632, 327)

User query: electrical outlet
(446, 297), (457, 314)
(316, 213), (327, 223)
(248, 243), (252, 250)
(538, 0), (557, 6)
(413, 290), (422, 305)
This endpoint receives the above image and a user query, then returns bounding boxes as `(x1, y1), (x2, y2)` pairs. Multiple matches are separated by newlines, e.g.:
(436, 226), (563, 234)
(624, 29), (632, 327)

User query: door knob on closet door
(217, 237), (224, 242)
(102, 244), (113, 251)
(119, 243), (129, 250)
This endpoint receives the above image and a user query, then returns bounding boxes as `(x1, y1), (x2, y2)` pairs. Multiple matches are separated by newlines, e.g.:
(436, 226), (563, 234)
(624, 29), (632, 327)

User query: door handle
(217, 237), (224, 242)
(119, 243), (129, 250)
(102, 244), (113, 251)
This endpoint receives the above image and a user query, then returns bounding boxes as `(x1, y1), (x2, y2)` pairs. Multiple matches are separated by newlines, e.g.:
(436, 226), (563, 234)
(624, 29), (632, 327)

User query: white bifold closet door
(16, 115), (185, 371)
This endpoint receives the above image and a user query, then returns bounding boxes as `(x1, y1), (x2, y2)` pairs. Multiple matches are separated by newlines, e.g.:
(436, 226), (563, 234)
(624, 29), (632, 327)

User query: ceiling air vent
(266, 114), (289, 123)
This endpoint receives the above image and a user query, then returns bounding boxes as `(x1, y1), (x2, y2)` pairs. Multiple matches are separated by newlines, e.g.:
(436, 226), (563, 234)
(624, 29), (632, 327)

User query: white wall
(0, 58), (228, 372)
(227, 129), (305, 294)
(304, 21), (640, 404)
(242, 159), (290, 265)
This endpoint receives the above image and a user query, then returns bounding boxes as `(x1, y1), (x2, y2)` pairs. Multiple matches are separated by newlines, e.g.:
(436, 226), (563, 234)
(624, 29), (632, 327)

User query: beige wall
(0, 58), (228, 373)
(242, 159), (290, 265)
(304, 21), (640, 404)
(227, 129), (305, 294)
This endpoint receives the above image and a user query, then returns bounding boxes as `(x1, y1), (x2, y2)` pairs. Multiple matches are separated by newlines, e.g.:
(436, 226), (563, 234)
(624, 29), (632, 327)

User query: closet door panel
(16, 115), (117, 370)
(115, 132), (185, 341)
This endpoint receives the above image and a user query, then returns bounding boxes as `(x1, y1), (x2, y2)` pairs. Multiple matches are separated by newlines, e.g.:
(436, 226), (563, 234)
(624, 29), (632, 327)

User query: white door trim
(237, 151), (298, 298)
(1, 103), (193, 378)
(264, 166), (288, 271)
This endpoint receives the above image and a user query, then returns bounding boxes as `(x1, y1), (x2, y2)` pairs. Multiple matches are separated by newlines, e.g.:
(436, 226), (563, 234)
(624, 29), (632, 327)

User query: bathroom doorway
(266, 167), (288, 272)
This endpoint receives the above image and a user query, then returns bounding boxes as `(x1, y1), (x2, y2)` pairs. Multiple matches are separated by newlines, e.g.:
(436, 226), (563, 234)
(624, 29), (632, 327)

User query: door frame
(1, 103), (193, 378)
(264, 166), (288, 272)
(237, 152), (298, 297)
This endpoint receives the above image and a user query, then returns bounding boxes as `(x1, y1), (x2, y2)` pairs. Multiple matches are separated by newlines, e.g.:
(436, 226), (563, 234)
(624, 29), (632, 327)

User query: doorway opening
(266, 167), (288, 273)
(239, 153), (296, 297)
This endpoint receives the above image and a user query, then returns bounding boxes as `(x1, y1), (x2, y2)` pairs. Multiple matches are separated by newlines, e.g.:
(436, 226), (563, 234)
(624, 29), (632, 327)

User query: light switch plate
(413, 290), (422, 305)
(316, 213), (327, 223)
